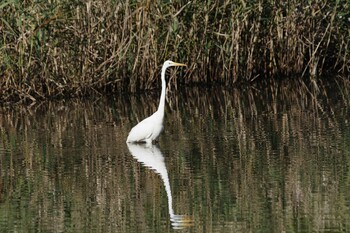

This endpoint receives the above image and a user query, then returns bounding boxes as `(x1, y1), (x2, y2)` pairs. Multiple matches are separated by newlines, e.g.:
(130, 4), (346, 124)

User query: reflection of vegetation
(165, 81), (350, 232)
(0, 0), (349, 102)
(0, 82), (350, 232)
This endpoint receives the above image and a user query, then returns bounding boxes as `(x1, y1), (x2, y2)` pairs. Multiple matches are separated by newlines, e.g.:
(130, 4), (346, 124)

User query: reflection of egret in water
(127, 143), (193, 229)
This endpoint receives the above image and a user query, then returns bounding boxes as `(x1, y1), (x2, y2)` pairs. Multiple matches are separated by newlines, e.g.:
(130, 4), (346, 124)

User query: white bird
(126, 60), (186, 144)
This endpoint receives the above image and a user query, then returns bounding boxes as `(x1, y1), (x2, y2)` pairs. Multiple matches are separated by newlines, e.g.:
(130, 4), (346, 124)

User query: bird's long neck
(157, 67), (167, 116)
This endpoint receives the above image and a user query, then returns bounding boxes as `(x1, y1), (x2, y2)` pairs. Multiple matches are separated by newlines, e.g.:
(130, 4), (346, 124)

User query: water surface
(1, 82), (350, 232)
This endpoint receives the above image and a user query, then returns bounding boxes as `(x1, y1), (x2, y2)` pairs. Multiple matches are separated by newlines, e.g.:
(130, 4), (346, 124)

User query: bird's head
(163, 60), (187, 69)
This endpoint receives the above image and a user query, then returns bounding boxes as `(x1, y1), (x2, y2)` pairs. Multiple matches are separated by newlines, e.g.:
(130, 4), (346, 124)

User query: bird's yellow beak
(172, 62), (187, 67)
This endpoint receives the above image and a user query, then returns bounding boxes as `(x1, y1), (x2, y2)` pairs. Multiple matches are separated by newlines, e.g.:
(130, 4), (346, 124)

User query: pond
(0, 81), (350, 232)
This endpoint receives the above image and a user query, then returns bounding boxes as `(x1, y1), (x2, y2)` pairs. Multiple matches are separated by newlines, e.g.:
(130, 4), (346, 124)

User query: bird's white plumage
(126, 60), (186, 144)
(126, 111), (164, 144)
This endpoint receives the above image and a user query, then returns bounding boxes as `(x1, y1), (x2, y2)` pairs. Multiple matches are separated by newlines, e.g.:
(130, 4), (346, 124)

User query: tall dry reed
(0, 0), (349, 103)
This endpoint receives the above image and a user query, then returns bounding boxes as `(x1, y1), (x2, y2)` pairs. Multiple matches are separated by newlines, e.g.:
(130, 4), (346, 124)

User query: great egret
(126, 60), (186, 144)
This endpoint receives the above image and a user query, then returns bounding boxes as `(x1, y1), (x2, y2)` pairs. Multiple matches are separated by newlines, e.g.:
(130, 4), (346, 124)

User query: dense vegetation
(0, 0), (349, 103)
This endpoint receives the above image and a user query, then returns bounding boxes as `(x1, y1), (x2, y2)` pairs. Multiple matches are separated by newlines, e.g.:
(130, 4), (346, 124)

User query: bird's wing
(127, 115), (155, 142)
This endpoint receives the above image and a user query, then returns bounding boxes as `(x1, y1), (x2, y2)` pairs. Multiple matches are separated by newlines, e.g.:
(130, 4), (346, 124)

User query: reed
(0, 0), (349, 103)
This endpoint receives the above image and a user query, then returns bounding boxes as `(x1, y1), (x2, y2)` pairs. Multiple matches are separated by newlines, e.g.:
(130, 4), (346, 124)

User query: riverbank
(1, 0), (349, 103)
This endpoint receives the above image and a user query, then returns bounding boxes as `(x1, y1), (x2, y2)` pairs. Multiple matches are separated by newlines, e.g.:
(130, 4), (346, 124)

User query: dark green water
(1, 82), (350, 232)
